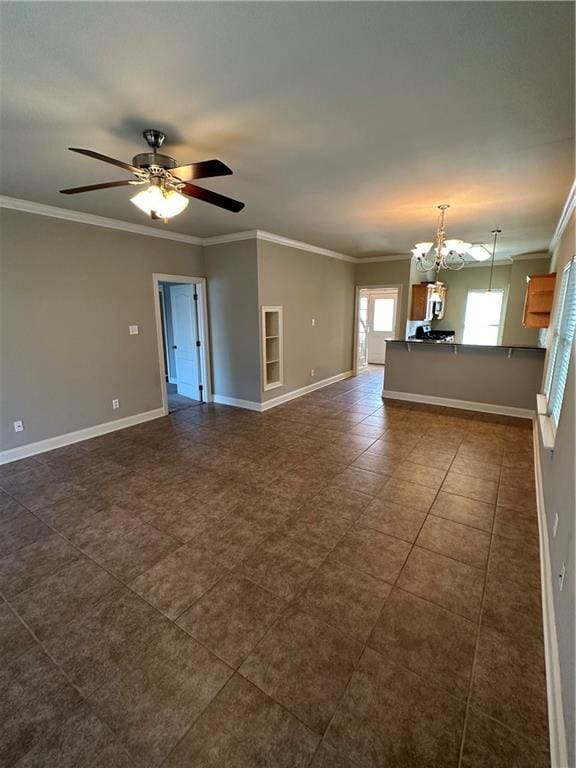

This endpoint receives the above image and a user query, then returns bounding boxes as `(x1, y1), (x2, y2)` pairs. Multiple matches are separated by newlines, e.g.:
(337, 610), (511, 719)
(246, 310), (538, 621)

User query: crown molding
(550, 179), (576, 255)
(203, 229), (357, 262)
(0, 196), (203, 245)
(355, 254), (411, 263)
(462, 259), (512, 268)
(511, 252), (550, 262)
(2, 193), (561, 266)
(0, 198), (356, 262)
(202, 230), (258, 246)
(256, 230), (356, 262)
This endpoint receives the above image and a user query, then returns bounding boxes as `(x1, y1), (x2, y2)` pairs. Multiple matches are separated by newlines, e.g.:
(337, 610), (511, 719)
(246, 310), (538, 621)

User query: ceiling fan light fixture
(159, 189), (189, 218)
(130, 184), (189, 219)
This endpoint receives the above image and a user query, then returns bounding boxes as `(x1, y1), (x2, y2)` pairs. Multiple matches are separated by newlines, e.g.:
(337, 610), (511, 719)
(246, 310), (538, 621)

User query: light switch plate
(129, 325), (139, 335)
(311, 318), (316, 326)
(13, 420), (24, 433)
(553, 512), (559, 538)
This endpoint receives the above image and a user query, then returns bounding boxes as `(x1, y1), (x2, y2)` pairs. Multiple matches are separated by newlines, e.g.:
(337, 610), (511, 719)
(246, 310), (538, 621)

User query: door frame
(353, 284), (404, 375)
(152, 274), (212, 415)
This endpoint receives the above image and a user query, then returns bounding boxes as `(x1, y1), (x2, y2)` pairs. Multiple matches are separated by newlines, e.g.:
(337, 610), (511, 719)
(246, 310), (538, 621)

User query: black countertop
(390, 339), (545, 352)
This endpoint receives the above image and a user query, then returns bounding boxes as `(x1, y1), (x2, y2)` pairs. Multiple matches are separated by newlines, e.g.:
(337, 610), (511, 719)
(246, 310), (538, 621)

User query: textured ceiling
(0, 1), (573, 259)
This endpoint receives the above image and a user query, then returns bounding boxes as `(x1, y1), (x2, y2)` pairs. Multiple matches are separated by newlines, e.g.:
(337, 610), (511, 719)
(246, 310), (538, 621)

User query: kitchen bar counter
(384, 340), (545, 416)
(401, 339), (546, 351)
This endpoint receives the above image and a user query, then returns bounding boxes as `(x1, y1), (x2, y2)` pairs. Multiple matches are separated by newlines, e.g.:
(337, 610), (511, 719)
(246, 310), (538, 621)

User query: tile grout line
(308, 422), (472, 764)
(0, 371), (539, 767)
(456, 443), (507, 768)
(0, 587), (140, 767)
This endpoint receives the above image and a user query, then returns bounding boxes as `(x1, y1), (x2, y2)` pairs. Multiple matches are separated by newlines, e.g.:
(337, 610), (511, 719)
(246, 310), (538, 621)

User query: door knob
(172, 345), (177, 350)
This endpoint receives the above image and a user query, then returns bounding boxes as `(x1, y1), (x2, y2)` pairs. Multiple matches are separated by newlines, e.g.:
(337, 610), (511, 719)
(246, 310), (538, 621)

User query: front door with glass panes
(367, 290), (398, 364)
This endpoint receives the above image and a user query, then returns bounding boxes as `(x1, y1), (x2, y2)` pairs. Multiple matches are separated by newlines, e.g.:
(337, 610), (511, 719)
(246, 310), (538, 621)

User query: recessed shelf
(262, 307), (283, 391)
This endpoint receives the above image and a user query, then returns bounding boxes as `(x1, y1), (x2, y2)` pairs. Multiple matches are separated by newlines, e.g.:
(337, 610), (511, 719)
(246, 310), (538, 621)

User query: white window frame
(462, 288), (506, 346)
(538, 258), (576, 450)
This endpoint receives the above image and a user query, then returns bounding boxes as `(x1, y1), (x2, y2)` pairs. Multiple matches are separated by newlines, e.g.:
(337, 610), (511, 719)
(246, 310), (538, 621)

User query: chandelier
(412, 204), (490, 273)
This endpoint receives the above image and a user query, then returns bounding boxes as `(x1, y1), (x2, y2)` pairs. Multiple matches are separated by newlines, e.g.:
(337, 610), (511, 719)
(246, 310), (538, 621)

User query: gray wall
(501, 256), (551, 346)
(384, 342), (545, 410)
(204, 239), (261, 403)
(537, 210), (575, 765)
(433, 264), (512, 342)
(431, 257), (550, 346)
(258, 240), (356, 401)
(0, 208), (204, 450)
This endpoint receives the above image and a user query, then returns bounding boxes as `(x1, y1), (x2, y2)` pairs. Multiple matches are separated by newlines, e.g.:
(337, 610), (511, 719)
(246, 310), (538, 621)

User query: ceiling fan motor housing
(132, 152), (177, 170)
(143, 129), (166, 149)
(133, 130), (175, 170)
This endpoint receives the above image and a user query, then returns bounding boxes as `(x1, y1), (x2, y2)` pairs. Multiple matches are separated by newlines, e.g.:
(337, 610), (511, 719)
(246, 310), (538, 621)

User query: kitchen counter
(384, 341), (545, 416)
(395, 339), (545, 351)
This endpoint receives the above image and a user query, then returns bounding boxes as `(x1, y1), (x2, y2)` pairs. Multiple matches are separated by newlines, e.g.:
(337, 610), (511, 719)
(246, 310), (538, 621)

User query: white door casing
(170, 284), (201, 399)
(367, 290), (398, 364)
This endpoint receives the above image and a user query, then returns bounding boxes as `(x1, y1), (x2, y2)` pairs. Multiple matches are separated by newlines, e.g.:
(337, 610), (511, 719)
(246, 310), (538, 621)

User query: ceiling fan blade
(170, 159), (233, 181)
(60, 180), (136, 195)
(181, 182), (245, 212)
(68, 147), (139, 174)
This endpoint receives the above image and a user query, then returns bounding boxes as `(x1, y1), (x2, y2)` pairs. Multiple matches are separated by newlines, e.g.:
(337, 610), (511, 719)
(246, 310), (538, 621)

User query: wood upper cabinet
(410, 283), (429, 321)
(410, 282), (447, 321)
(523, 272), (556, 328)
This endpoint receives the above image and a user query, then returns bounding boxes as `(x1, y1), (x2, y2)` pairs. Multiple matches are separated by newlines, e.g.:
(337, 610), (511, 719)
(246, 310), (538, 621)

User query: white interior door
(170, 284), (201, 399)
(367, 290), (398, 364)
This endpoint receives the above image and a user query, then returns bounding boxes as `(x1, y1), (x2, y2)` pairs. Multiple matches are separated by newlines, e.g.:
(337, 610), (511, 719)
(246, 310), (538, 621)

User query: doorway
(355, 286), (402, 371)
(153, 274), (211, 414)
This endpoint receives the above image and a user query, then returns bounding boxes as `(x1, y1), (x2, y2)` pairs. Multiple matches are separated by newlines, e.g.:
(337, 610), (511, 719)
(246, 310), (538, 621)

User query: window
(462, 290), (504, 345)
(544, 258), (576, 430)
(372, 297), (395, 332)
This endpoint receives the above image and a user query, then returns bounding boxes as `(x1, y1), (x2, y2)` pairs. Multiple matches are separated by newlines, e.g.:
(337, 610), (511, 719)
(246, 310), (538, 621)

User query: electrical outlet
(558, 562), (566, 592)
(311, 369), (315, 377)
(311, 318), (316, 326)
(112, 399), (120, 410)
(553, 512), (559, 538)
(13, 420), (24, 433)
(129, 325), (139, 335)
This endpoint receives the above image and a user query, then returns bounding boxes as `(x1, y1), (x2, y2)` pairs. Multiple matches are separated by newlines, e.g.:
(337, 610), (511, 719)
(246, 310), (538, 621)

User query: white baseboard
(0, 408), (165, 465)
(382, 389), (534, 420)
(211, 395), (262, 411)
(260, 370), (354, 411)
(533, 423), (569, 768)
(212, 371), (354, 414)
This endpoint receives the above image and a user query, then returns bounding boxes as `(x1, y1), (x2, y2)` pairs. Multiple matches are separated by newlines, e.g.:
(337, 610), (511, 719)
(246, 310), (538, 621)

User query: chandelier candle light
(412, 204), (491, 273)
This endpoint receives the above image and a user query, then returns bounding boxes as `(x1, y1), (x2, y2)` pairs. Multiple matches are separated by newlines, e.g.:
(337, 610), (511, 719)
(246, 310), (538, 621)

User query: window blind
(546, 258), (576, 429)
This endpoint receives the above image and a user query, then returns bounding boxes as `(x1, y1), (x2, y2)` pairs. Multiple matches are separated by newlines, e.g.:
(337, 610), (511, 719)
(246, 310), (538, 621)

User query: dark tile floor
(0, 369), (549, 767)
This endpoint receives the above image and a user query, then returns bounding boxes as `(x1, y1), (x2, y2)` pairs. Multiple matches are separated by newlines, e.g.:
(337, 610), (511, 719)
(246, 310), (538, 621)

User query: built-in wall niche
(261, 306), (284, 390)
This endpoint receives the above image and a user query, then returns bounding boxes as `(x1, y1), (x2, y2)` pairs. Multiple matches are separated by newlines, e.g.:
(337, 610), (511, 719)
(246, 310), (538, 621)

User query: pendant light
(487, 229), (502, 292)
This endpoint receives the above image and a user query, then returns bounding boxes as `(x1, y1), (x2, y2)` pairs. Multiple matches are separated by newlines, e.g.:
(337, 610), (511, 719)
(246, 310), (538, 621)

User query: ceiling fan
(60, 129), (245, 221)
